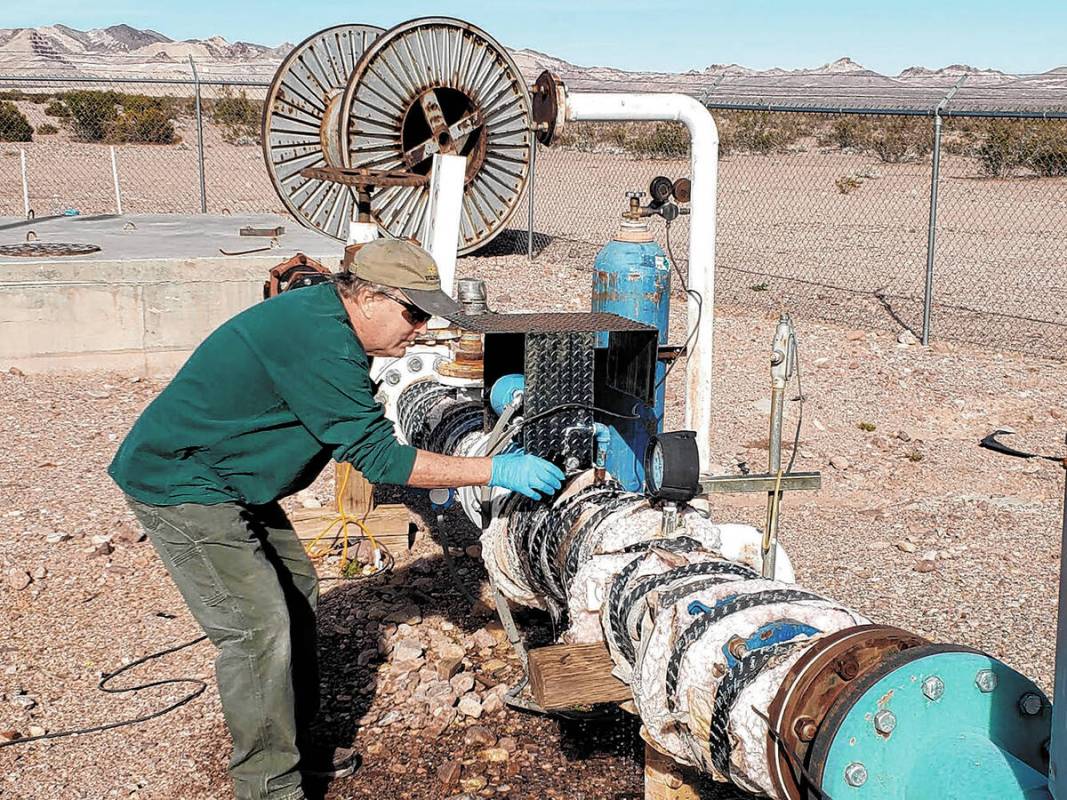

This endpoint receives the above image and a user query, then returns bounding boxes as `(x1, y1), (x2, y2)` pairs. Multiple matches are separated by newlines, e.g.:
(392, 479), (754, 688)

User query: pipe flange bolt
(922, 676), (944, 701)
(1019, 692), (1043, 716)
(873, 709), (897, 734)
(975, 669), (998, 693)
(844, 762), (868, 788)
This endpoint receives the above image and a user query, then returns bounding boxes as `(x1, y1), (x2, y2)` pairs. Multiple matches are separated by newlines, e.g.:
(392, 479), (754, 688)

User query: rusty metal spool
(338, 17), (533, 253)
(764, 624), (929, 800)
(261, 24), (384, 240)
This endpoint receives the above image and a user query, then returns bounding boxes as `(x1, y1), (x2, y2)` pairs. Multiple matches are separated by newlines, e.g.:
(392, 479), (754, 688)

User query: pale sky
(5, 0), (1066, 75)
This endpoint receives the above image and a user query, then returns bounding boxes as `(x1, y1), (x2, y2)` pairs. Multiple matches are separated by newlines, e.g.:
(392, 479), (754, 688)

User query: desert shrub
(63, 90), (121, 141)
(36, 122), (59, 135)
(0, 90), (53, 103)
(108, 106), (177, 144)
(818, 115), (870, 149)
(732, 112), (777, 153)
(835, 175), (862, 194)
(628, 122), (688, 158)
(725, 111), (808, 154)
(0, 101), (33, 142)
(977, 119), (1025, 177)
(1021, 124), (1067, 177)
(44, 99), (69, 118)
(867, 117), (931, 163)
(211, 88), (262, 144)
(60, 90), (177, 144)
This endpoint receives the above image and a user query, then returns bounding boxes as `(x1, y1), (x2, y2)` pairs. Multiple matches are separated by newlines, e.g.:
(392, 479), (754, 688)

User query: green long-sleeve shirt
(109, 282), (417, 506)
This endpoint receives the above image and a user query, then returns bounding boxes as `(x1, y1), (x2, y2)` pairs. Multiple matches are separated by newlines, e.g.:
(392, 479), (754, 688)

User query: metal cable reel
(262, 24), (384, 240)
(339, 17), (533, 253)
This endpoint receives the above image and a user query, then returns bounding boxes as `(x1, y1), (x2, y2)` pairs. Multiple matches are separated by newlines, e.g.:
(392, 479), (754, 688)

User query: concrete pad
(0, 213), (344, 375)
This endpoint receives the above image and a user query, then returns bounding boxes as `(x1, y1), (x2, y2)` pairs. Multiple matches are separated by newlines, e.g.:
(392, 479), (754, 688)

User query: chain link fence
(1, 68), (1064, 355)
(0, 70), (278, 216)
(530, 109), (1067, 356)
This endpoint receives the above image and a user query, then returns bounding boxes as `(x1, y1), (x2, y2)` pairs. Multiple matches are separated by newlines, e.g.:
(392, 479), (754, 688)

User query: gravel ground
(1, 254), (1065, 799)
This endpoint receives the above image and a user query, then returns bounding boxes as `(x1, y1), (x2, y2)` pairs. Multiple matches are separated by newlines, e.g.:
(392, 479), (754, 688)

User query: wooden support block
(644, 741), (703, 800)
(290, 504), (414, 553)
(527, 641), (632, 710)
(335, 462), (374, 518)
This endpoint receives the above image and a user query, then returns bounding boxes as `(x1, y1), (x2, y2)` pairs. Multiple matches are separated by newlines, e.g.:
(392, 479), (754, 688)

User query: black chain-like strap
(561, 494), (644, 595)
(621, 535), (702, 554)
(708, 640), (809, 778)
(540, 486), (623, 602)
(605, 555), (649, 666)
(527, 485), (616, 600)
(665, 589), (824, 713)
(655, 573), (752, 611)
(514, 503), (551, 596)
(615, 562), (762, 665)
(622, 564), (763, 652)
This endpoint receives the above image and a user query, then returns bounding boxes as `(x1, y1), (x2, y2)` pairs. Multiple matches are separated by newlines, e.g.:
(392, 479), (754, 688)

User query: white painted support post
(419, 153), (466, 299)
(19, 148), (29, 218)
(565, 92), (719, 472)
(110, 146), (123, 216)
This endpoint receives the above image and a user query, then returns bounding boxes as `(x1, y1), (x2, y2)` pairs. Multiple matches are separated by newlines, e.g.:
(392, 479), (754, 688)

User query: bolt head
(975, 669), (998, 693)
(844, 762), (868, 787)
(922, 676), (945, 701)
(873, 709), (897, 734)
(408, 357), (423, 373)
(1019, 692), (1044, 716)
(384, 370), (401, 386)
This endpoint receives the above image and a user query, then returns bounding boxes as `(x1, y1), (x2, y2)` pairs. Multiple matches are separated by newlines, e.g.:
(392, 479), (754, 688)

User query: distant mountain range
(1, 24), (1064, 110)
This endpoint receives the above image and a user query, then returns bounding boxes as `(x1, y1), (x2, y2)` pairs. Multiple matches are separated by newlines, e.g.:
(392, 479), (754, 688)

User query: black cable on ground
(0, 635), (208, 749)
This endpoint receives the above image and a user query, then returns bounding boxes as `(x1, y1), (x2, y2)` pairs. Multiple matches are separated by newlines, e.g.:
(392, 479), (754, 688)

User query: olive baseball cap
(349, 238), (462, 320)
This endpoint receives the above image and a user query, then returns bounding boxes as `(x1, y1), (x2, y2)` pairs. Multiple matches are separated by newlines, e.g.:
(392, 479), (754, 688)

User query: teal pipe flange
(812, 644), (1051, 799)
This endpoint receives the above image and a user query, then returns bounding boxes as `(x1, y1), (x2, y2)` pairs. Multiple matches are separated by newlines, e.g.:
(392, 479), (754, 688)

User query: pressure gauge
(644, 431), (701, 502)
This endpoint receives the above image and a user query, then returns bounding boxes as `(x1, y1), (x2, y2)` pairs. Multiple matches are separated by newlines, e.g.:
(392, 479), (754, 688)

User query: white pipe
(19, 148), (29, 218)
(110, 146), (123, 216)
(565, 93), (719, 472)
(421, 152), (467, 300)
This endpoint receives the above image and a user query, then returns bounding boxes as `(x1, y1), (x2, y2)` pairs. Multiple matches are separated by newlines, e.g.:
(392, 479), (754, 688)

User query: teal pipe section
(592, 234), (671, 491)
(490, 373), (525, 416)
(819, 650), (1051, 798)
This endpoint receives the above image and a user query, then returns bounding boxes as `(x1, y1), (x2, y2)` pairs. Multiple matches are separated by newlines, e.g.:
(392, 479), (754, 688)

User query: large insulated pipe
(382, 363), (1052, 797)
(565, 93), (719, 472)
(480, 474), (1052, 799)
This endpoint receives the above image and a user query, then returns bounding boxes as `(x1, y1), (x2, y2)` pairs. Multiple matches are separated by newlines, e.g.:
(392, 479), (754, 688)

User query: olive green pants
(126, 497), (319, 800)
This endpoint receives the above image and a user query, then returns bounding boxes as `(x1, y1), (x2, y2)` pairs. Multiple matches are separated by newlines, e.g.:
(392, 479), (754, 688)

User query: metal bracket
(240, 225), (285, 237)
(701, 472), (821, 494)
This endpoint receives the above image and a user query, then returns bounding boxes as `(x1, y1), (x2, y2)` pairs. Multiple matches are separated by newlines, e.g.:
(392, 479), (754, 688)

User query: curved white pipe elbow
(564, 92), (718, 472)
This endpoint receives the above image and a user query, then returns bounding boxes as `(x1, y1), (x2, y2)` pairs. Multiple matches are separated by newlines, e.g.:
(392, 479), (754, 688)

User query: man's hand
(489, 452), (565, 500)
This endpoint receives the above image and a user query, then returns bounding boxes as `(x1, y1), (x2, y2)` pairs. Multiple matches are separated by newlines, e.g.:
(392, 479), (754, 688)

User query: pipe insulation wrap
(377, 343), (1049, 799)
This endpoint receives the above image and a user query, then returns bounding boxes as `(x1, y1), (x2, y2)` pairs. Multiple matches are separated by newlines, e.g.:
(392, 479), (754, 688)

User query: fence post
(527, 138), (537, 260)
(189, 56), (208, 213)
(921, 112), (942, 346)
(922, 75), (967, 345)
(19, 148), (30, 218)
(110, 145), (123, 215)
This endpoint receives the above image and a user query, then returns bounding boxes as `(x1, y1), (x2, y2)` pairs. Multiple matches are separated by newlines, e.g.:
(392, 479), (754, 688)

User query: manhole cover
(0, 242), (101, 258)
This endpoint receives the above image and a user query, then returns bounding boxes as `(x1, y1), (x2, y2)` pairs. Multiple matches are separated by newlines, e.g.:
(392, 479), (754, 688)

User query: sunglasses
(381, 292), (433, 324)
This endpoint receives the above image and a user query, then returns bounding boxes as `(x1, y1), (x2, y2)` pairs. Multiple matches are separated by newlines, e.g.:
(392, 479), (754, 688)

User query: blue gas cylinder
(591, 217), (671, 491)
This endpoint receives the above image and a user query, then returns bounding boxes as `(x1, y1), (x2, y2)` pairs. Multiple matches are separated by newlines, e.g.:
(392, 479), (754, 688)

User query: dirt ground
(0, 243), (1065, 799)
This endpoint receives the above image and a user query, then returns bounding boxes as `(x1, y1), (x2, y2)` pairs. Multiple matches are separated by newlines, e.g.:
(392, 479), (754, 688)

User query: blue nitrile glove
(489, 452), (565, 500)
